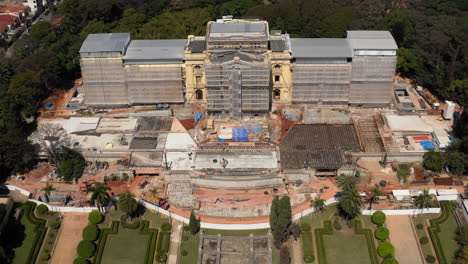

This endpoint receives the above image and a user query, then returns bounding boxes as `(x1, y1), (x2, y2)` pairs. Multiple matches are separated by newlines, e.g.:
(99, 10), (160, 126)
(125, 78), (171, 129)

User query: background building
(79, 17), (397, 112)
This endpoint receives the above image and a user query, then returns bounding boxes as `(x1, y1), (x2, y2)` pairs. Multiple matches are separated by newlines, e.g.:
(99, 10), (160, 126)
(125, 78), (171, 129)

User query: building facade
(79, 17), (398, 112)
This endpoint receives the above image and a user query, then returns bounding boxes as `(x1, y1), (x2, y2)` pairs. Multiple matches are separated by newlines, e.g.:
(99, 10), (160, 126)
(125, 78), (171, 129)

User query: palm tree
(368, 187), (382, 210)
(41, 183), (56, 203)
(118, 192), (137, 217)
(415, 189), (432, 212)
(338, 187), (363, 220)
(87, 182), (111, 212)
(312, 198), (326, 213)
(337, 173), (360, 192)
(149, 188), (158, 201)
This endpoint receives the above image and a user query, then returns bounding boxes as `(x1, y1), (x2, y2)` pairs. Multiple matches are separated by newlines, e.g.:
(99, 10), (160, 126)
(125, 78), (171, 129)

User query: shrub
(77, 240), (96, 258)
(120, 214), (128, 222)
(123, 219), (140, 229)
(382, 257), (399, 264)
(183, 225), (190, 232)
(333, 219), (342, 230)
(157, 232), (171, 253)
(304, 253), (315, 263)
(426, 255), (436, 263)
(420, 236), (429, 245)
(161, 222), (172, 231)
(301, 223), (311, 232)
(374, 226), (390, 241)
(182, 234), (188, 241)
(36, 204), (48, 215)
(88, 211), (103, 224)
(73, 258), (90, 264)
(40, 252), (50, 261)
(83, 225), (100, 241)
(157, 253), (167, 262)
(181, 249), (188, 256)
(377, 242), (395, 258)
(371, 211), (386, 225)
(416, 223), (424, 230)
(50, 221), (61, 229)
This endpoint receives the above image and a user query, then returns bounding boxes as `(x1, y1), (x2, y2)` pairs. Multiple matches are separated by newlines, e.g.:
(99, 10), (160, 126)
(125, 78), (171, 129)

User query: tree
(58, 147), (85, 183)
(423, 150), (444, 172)
(446, 152), (466, 175)
(271, 196), (292, 247)
(41, 183), (56, 203)
(270, 196), (280, 230)
(30, 123), (70, 167)
(189, 211), (200, 234)
(149, 188), (158, 200)
(7, 71), (44, 117)
(117, 191), (137, 217)
(312, 198), (325, 212)
(337, 173), (360, 192)
(87, 182), (111, 212)
(415, 189), (432, 211)
(368, 187), (382, 210)
(338, 187), (363, 220)
(0, 62), (11, 85)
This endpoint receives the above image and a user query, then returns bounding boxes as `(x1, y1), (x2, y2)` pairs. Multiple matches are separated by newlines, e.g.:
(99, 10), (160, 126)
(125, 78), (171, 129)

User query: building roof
(187, 39), (205, 53)
(79, 33), (130, 54)
(0, 2), (28, 13)
(207, 20), (268, 40)
(123, 39), (186, 64)
(290, 38), (352, 58)
(270, 39), (286, 52)
(347, 30), (398, 50)
(0, 13), (19, 22)
(129, 137), (158, 150)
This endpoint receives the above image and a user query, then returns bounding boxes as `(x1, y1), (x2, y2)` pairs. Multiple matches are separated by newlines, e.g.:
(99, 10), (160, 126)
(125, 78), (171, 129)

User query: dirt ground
(386, 215), (424, 264)
(50, 213), (89, 264)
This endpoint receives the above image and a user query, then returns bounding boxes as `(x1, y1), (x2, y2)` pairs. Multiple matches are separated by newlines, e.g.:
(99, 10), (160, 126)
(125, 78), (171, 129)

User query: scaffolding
(292, 64), (351, 103)
(126, 65), (184, 104)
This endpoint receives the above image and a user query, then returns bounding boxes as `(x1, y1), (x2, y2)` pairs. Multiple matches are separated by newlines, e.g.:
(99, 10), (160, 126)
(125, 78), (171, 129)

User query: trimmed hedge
(315, 220), (333, 264)
(161, 222), (172, 232)
(333, 219), (342, 230)
(157, 231), (171, 254)
(92, 220), (158, 264)
(416, 223), (424, 230)
(382, 257), (399, 264)
(374, 226), (389, 241)
(156, 253), (167, 262)
(50, 221), (61, 229)
(36, 204), (49, 215)
(21, 201), (48, 264)
(73, 257), (90, 264)
(427, 201), (454, 264)
(88, 211), (103, 224)
(377, 242), (395, 258)
(83, 225), (100, 241)
(353, 220), (379, 264)
(371, 211), (386, 226)
(40, 252), (50, 261)
(301, 223), (311, 232)
(122, 218), (140, 229)
(426, 255), (436, 263)
(77, 240), (96, 258)
(181, 249), (188, 256)
(304, 253), (315, 263)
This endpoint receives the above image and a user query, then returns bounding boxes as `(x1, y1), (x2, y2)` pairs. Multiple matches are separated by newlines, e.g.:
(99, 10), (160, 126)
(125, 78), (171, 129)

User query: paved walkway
(291, 237), (303, 264)
(386, 215), (424, 264)
(50, 213), (89, 264)
(167, 220), (183, 264)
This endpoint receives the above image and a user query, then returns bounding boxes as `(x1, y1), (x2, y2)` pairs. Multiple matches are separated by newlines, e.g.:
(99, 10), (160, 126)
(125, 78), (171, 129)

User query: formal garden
(413, 201), (466, 264)
(1, 201), (62, 264)
(72, 191), (172, 264)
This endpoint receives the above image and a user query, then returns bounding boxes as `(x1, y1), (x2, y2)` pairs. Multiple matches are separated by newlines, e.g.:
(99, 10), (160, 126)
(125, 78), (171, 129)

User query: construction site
(10, 17), (464, 221)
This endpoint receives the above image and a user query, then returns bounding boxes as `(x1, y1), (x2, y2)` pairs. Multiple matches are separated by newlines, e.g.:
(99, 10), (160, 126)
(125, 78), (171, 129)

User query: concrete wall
(351, 152), (424, 163)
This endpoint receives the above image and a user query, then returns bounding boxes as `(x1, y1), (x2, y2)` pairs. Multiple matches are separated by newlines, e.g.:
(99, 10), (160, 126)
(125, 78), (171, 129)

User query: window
(196, 76), (201, 84)
(274, 89), (281, 99)
(275, 75), (280, 83)
(195, 89), (203, 100)
(274, 64), (282, 70)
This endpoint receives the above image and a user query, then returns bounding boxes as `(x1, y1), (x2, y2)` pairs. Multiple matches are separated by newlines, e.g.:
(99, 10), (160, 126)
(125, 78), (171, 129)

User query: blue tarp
(45, 103), (53, 109)
(232, 127), (249, 142)
(194, 113), (203, 126)
(421, 141), (435, 150)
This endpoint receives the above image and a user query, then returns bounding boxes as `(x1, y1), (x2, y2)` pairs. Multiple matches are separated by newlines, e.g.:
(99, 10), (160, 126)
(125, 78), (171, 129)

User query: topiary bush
(374, 226), (389, 241)
(82, 225), (100, 241)
(77, 240), (96, 258)
(123, 218), (140, 229)
(157, 253), (167, 262)
(426, 255), (436, 263)
(333, 219), (342, 230)
(120, 214), (128, 222)
(304, 253), (315, 263)
(40, 252), (50, 261)
(416, 223), (424, 230)
(182, 234), (188, 241)
(382, 257), (399, 264)
(301, 223), (311, 232)
(181, 249), (188, 256)
(36, 204), (48, 215)
(50, 221), (61, 229)
(88, 210), (103, 224)
(377, 242), (395, 258)
(371, 211), (386, 226)
(420, 236), (429, 245)
(161, 222), (172, 231)
(73, 257), (90, 264)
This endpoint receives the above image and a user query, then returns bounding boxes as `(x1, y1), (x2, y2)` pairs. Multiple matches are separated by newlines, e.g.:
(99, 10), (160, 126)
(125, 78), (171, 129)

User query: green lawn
(437, 212), (459, 263)
(323, 233), (372, 264)
(413, 214), (439, 258)
(100, 226), (151, 264)
(12, 213), (36, 264)
(179, 229), (200, 264)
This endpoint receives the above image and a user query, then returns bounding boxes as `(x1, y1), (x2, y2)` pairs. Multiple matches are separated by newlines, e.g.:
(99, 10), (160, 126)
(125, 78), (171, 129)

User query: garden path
(290, 237), (303, 264)
(386, 215), (424, 264)
(167, 220), (183, 264)
(50, 213), (88, 264)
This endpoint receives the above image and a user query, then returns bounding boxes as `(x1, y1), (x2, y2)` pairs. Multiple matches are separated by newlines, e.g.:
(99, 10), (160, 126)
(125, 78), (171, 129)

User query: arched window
(195, 89), (203, 100)
(274, 64), (282, 70)
(273, 89), (281, 99)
